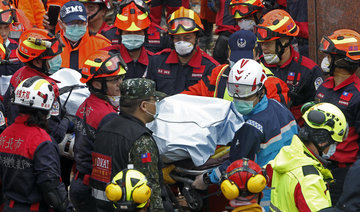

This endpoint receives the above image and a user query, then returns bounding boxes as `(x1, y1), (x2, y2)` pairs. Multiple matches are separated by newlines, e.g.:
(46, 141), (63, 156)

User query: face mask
(107, 95), (120, 108)
(145, 101), (159, 119)
(263, 53), (280, 64)
(237, 19), (256, 31)
(64, 24), (87, 42)
(322, 143), (337, 159)
(47, 55), (62, 74)
(174, 41), (195, 56)
(233, 98), (254, 115)
(122, 34), (145, 51)
(321, 56), (330, 73)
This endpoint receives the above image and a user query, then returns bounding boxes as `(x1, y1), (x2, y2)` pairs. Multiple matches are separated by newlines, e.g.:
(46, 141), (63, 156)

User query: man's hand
(43, 12), (56, 32)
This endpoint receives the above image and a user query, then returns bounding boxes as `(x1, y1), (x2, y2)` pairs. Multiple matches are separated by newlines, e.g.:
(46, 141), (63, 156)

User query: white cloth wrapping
(147, 94), (244, 167)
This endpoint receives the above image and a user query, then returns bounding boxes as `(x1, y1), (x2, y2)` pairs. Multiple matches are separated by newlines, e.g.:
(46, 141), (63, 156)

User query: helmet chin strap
(328, 54), (336, 76)
(275, 38), (291, 62)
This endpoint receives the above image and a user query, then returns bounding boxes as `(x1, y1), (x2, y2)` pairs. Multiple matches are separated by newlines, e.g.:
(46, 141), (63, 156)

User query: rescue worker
(102, 0), (154, 79)
(70, 50), (127, 212)
(268, 102), (348, 211)
(198, 0), (216, 52)
(78, 0), (111, 34)
(220, 159), (267, 212)
(90, 78), (172, 212)
(58, 1), (110, 72)
(105, 168), (152, 212)
(254, 9), (323, 125)
(102, 0), (171, 53)
(4, 28), (63, 126)
(183, 30), (290, 106)
(316, 29), (360, 204)
(8, 0), (45, 29)
(0, 2), (23, 78)
(192, 59), (298, 209)
(0, 76), (68, 212)
(147, 7), (219, 95)
(212, 0), (264, 64)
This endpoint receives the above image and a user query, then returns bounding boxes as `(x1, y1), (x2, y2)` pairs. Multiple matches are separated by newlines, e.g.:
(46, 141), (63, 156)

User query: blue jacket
(146, 47), (219, 95)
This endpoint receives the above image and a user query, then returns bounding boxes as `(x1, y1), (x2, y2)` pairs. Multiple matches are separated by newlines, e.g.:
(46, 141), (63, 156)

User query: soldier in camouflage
(90, 78), (172, 212)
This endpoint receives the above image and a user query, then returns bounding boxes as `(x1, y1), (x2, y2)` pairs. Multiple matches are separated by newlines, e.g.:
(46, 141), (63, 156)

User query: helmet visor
(227, 82), (260, 98)
(168, 18), (196, 34)
(255, 25), (281, 41)
(98, 54), (126, 76)
(0, 9), (13, 24)
(318, 37), (334, 53)
(230, 3), (259, 18)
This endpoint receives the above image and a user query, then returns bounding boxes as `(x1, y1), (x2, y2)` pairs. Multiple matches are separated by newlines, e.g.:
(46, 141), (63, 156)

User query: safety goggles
(318, 37), (337, 54)
(254, 25), (280, 41)
(168, 18), (197, 34)
(119, 0), (149, 14)
(227, 83), (260, 98)
(0, 9), (14, 24)
(97, 54), (126, 76)
(230, 3), (260, 18)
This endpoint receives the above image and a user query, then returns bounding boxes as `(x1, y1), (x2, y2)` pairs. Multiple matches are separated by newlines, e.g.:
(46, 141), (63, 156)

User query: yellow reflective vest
(269, 135), (332, 212)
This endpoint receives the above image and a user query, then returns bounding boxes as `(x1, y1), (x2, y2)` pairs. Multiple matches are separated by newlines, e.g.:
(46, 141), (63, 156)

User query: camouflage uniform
(90, 78), (169, 212)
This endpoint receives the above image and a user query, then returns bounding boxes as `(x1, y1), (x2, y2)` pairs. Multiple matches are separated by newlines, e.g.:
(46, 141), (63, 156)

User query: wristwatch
(203, 173), (211, 185)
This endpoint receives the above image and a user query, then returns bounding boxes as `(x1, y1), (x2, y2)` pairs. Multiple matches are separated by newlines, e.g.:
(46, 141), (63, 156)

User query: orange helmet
(167, 7), (204, 35)
(319, 29), (360, 62)
(81, 50), (127, 83)
(255, 9), (299, 42)
(0, 1), (13, 24)
(16, 28), (63, 63)
(230, 0), (264, 19)
(114, 0), (150, 32)
(78, 0), (112, 9)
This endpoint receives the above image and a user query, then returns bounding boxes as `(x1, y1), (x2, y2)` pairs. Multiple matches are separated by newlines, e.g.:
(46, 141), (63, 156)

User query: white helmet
(13, 76), (56, 110)
(227, 59), (267, 98)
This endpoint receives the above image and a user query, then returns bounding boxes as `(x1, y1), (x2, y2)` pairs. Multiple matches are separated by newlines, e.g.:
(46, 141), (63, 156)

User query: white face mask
(322, 143), (337, 160)
(174, 41), (194, 56)
(263, 53), (280, 64)
(321, 56), (331, 73)
(237, 19), (256, 31)
(107, 95), (120, 107)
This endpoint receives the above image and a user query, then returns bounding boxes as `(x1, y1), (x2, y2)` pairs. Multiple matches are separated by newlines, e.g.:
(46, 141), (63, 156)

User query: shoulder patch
(314, 77), (323, 90)
(0, 111), (5, 126)
(246, 119), (263, 133)
(302, 165), (319, 177)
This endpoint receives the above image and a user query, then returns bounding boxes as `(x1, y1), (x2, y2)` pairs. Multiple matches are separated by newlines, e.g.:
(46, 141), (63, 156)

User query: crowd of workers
(0, 0), (359, 212)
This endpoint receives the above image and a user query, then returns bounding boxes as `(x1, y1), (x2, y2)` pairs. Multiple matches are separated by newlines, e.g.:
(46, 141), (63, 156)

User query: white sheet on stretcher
(147, 94), (244, 167)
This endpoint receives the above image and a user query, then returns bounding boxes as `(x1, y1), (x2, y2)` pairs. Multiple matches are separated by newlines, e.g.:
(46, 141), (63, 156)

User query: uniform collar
(323, 73), (359, 91)
(118, 44), (149, 65)
(165, 46), (202, 68)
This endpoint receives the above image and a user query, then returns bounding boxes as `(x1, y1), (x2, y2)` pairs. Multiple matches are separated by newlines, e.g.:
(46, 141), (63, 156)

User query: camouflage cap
(120, 78), (166, 100)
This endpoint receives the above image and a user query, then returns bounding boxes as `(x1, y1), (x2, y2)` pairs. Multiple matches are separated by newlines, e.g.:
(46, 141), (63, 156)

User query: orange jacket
(9, 9), (32, 41)
(60, 30), (111, 71)
(11, 0), (45, 28)
(45, 0), (69, 8)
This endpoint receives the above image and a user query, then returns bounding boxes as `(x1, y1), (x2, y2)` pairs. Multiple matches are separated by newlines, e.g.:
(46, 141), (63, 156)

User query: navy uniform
(147, 46), (219, 95)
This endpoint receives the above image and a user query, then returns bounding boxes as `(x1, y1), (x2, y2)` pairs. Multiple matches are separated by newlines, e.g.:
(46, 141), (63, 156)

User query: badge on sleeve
(314, 77), (323, 90)
(0, 111), (5, 126)
(141, 153), (152, 163)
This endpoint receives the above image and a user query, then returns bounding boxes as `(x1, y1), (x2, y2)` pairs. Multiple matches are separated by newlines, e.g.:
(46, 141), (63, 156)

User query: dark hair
(18, 106), (49, 130)
(120, 98), (145, 114)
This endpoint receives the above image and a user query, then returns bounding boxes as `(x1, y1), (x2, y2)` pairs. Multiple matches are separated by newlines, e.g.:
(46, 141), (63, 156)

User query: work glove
(162, 164), (176, 184)
(192, 173), (208, 190)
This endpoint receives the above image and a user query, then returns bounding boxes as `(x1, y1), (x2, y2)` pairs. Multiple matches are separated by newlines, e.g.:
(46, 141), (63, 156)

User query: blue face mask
(122, 34), (145, 51)
(47, 55), (62, 74)
(233, 98), (254, 115)
(65, 24), (87, 42)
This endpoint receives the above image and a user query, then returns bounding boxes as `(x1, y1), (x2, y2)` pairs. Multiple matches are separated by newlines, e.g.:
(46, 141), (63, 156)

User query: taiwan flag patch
(340, 91), (353, 101)
(287, 72), (295, 81)
(141, 153), (152, 163)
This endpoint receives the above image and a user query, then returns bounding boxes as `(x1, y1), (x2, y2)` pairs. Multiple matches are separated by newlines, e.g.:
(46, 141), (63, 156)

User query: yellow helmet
(105, 169), (151, 211)
(302, 103), (348, 143)
(167, 7), (204, 35)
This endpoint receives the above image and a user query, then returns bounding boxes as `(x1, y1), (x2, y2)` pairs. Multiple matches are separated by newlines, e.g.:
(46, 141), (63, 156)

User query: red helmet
(229, 0), (264, 19)
(81, 50), (127, 83)
(255, 9), (299, 42)
(114, 0), (150, 31)
(16, 28), (63, 63)
(78, 0), (111, 9)
(319, 29), (360, 63)
(0, 1), (13, 24)
(167, 7), (204, 35)
(221, 158), (267, 200)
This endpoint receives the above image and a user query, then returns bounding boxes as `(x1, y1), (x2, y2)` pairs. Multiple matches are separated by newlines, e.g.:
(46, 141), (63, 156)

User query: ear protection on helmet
(105, 169), (151, 211)
(220, 159), (267, 200)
